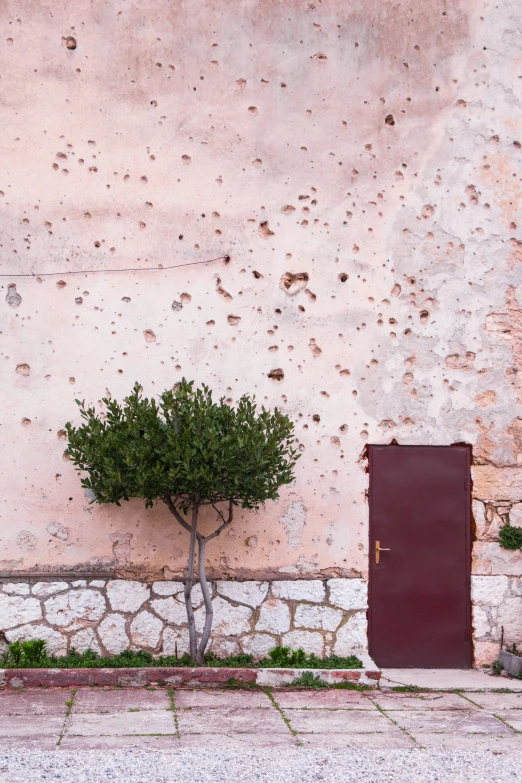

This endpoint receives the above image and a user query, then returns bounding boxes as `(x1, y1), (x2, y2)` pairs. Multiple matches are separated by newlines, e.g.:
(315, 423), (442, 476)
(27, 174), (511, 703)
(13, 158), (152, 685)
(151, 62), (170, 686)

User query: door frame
(367, 444), (473, 668)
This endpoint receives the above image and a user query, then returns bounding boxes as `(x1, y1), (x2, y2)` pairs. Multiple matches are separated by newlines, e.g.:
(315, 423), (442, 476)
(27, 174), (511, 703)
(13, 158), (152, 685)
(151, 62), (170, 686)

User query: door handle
(375, 540), (391, 565)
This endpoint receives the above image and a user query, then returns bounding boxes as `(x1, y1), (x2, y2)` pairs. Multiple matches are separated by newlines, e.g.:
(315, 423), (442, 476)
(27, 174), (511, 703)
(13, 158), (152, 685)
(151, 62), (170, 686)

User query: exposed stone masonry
(0, 578), (368, 660)
(472, 495), (522, 666)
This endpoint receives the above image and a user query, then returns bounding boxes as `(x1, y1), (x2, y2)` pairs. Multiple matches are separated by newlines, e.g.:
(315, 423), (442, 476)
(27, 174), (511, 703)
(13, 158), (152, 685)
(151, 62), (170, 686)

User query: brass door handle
(375, 540), (391, 565)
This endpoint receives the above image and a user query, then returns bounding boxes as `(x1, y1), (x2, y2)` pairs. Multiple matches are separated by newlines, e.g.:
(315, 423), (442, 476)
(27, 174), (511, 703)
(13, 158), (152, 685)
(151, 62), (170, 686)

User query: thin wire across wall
(0, 254), (230, 279)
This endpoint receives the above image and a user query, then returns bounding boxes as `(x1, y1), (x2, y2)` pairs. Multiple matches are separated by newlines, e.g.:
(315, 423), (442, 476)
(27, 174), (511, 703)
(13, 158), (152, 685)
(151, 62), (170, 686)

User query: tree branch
(195, 534), (213, 665)
(162, 494), (191, 532)
(204, 498), (234, 543)
(184, 499), (199, 661)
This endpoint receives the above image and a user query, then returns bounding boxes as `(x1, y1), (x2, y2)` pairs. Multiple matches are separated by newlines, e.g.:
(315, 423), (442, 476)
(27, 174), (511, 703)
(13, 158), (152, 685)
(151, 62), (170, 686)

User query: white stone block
(152, 583), (203, 606)
(44, 589), (107, 630)
(281, 630), (324, 656)
(334, 612), (368, 654)
(150, 597), (187, 625)
(195, 597), (252, 636)
(162, 627), (190, 656)
(130, 610), (164, 650)
(2, 583), (30, 596)
(294, 604), (343, 631)
(209, 638), (240, 657)
(106, 580), (150, 613)
(497, 597), (522, 642)
(272, 580), (325, 603)
(89, 580), (106, 588)
(328, 579), (368, 610)
(0, 594), (42, 629)
(471, 575), (509, 606)
(98, 613), (129, 654)
(216, 580), (268, 607)
(70, 627), (101, 654)
(152, 581), (185, 596)
(241, 633), (277, 659)
(189, 583), (204, 607)
(473, 500), (487, 538)
(32, 582), (69, 597)
(510, 503), (522, 528)
(5, 623), (67, 655)
(71, 580), (88, 588)
(256, 599), (291, 634)
(472, 605), (491, 639)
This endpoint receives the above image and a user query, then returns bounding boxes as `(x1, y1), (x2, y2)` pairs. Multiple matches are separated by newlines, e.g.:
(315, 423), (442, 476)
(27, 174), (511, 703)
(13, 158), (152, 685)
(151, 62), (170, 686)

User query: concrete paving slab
(176, 706), (288, 735)
(285, 708), (397, 734)
(73, 687), (171, 713)
(388, 709), (513, 735)
(380, 668), (522, 691)
(273, 690), (376, 710)
(298, 732), (416, 749)
(0, 715), (64, 739)
(67, 709), (176, 736)
(0, 737), (60, 750)
(174, 689), (272, 709)
(0, 690), (71, 715)
(466, 692), (522, 711)
(415, 733), (522, 751)
(59, 735), (181, 750)
(178, 733), (298, 748)
(493, 709), (522, 732)
(370, 692), (472, 710)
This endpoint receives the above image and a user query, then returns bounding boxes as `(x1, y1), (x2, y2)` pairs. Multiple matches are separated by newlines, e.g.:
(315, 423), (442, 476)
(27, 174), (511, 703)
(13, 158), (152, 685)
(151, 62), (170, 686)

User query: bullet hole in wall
(268, 368), (284, 382)
(143, 329), (156, 342)
(280, 272), (309, 295)
(16, 364), (30, 376)
(171, 299), (183, 311)
(228, 315), (241, 325)
(252, 270), (263, 279)
(65, 36), (77, 50)
(6, 284), (21, 308)
(309, 339), (322, 357)
(385, 114), (395, 126)
(259, 221), (274, 238)
(338, 273), (348, 282)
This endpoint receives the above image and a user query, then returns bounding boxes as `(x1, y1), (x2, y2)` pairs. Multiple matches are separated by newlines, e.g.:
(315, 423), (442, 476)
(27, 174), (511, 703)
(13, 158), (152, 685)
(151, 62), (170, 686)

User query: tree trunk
(184, 502), (199, 661)
(196, 535), (213, 665)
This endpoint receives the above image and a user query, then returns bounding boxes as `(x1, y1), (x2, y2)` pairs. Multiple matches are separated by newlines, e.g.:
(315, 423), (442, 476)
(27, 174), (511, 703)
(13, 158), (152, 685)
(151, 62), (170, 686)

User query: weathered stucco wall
(1, 0), (522, 663)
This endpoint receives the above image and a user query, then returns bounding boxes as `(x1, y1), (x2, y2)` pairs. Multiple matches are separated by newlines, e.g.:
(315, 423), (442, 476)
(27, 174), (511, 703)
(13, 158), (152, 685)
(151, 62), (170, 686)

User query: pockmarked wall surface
(1, 0), (522, 665)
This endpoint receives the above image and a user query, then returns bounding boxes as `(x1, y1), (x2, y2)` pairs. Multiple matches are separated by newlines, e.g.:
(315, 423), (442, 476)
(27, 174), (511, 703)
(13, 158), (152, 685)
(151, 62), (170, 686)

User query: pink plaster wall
(1, 0), (522, 584)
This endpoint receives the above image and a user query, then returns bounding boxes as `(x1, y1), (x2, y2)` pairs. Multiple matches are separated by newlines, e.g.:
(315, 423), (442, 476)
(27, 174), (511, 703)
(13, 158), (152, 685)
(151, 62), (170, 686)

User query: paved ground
(0, 686), (522, 781)
(1, 685), (522, 749)
(380, 668), (522, 691)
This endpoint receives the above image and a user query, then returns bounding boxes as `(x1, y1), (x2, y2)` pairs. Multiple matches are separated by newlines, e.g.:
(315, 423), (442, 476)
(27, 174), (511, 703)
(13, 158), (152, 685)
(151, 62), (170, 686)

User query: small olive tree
(65, 380), (299, 664)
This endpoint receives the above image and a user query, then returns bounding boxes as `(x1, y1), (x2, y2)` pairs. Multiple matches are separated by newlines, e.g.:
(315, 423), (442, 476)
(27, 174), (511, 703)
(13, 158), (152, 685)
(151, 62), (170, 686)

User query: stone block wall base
(0, 577), (369, 661)
(0, 663), (381, 690)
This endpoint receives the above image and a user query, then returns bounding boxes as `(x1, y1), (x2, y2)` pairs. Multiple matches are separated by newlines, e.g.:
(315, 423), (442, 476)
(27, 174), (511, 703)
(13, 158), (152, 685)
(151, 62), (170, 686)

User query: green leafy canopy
(65, 379), (300, 512)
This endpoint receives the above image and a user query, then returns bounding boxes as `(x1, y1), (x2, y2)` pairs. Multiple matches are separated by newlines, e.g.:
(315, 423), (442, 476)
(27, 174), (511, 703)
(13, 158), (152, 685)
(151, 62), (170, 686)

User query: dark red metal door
(369, 445), (471, 668)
